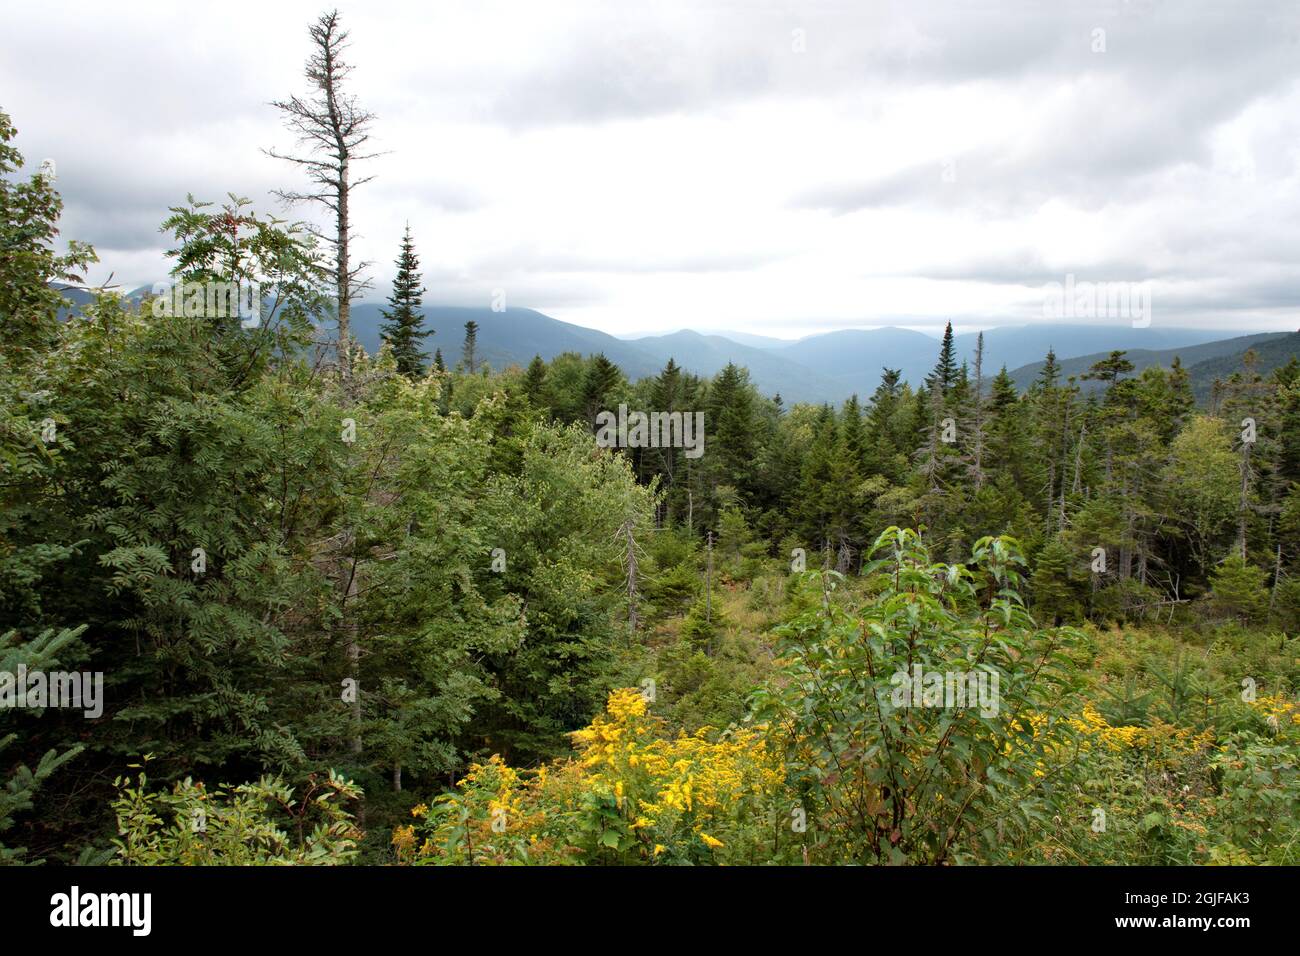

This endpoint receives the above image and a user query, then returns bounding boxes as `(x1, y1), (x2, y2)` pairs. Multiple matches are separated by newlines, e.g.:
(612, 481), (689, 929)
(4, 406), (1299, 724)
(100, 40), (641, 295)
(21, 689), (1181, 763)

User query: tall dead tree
(269, 9), (380, 769)
(269, 9), (377, 378)
(836, 539), (852, 574)
(966, 332), (987, 491)
(705, 530), (714, 624)
(1237, 432), (1254, 561)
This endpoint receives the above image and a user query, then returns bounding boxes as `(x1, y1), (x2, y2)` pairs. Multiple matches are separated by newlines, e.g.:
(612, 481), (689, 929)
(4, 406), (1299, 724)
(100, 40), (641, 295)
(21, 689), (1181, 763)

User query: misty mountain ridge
(346, 302), (1290, 404)
(60, 287), (1295, 405)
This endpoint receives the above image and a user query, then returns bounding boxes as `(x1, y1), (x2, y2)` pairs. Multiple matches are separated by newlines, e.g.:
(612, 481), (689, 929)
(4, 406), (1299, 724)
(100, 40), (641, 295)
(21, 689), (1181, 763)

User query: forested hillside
(1007, 331), (1296, 396)
(3, 18), (1299, 867)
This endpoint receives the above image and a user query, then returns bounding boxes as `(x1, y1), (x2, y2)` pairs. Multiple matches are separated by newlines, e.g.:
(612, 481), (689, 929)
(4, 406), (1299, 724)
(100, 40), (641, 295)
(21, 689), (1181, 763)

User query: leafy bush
(752, 528), (1085, 864)
(111, 764), (362, 865)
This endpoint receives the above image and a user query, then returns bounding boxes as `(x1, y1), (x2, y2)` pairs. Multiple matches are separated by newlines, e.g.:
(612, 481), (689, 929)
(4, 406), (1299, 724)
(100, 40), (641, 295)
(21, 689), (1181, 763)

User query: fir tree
(1168, 356), (1195, 428)
(865, 368), (906, 480)
(841, 394), (867, 471)
(1037, 348), (1060, 390)
(523, 355), (548, 408)
(704, 363), (758, 502)
(1083, 350), (1135, 389)
(964, 334), (988, 491)
(581, 353), (623, 427)
(926, 321), (958, 396)
(462, 320), (480, 373)
(1030, 539), (1081, 625)
(1209, 555), (1269, 623)
(378, 225), (430, 376)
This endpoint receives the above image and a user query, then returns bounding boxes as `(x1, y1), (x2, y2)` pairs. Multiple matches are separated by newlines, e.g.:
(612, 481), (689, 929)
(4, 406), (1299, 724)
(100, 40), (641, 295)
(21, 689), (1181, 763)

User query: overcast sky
(4, 0), (1300, 338)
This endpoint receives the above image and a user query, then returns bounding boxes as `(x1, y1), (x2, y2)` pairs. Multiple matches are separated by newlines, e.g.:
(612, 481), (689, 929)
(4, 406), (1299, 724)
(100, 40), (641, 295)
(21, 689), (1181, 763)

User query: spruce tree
(378, 225), (430, 376)
(926, 321), (958, 396)
(704, 363), (758, 502)
(1030, 538), (1081, 625)
(964, 334), (987, 490)
(1037, 348), (1060, 390)
(462, 320), (480, 373)
(797, 405), (849, 547)
(1167, 356), (1195, 431)
(523, 355), (548, 408)
(581, 353), (623, 427)
(865, 368), (905, 480)
(840, 394), (867, 471)
(1083, 350), (1135, 389)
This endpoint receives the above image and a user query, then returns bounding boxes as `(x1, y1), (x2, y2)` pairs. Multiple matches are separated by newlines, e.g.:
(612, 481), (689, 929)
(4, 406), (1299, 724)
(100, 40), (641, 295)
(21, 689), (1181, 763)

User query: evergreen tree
(462, 320), (480, 373)
(1037, 348), (1060, 390)
(581, 353), (623, 427)
(646, 358), (686, 516)
(841, 394), (867, 471)
(1030, 538), (1082, 625)
(964, 333), (988, 490)
(797, 405), (855, 551)
(926, 321), (958, 396)
(704, 363), (759, 506)
(865, 368), (906, 481)
(1167, 356), (1195, 434)
(986, 367), (1033, 491)
(432, 348), (450, 413)
(523, 355), (549, 409)
(1030, 350), (1069, 531)
(1277, 377), (1300, 487)
(378, 225), (430, 376)
(1208, 555), (1269, 623)
(1083, 350), (1135, 389)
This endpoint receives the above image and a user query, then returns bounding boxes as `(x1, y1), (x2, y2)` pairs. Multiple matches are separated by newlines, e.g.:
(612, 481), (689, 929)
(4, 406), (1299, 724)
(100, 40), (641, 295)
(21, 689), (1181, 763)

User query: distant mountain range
(349, 303), (1294, 404)
(60, 287), (1299, 405)
(1007, 332), (1298, 397)
(348, 304), (848, 402)
(1182, 332), (1300, 398)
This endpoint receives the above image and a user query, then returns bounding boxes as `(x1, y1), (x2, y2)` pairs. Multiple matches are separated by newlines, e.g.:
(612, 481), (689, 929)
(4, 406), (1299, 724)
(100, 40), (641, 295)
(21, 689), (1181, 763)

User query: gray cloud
(2, 0), (1298, 332)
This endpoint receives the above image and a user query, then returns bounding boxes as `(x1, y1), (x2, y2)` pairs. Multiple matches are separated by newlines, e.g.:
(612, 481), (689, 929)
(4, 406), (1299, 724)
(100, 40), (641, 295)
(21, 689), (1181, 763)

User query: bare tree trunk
(344, 549), (361, 755)
(618, 519), (640, 635)
(336, 155), (350, 373)
(970, 332), (986, 490)
(1045, 459), (1056, 534)
(1056, 397), (1072, 531)
(268, 10), (377, 378)
(270, 14), (377, 821)
(1269, 543), (1282, 618)
(1237, 439), (1252, 560)
(1072, 423), (1086, 494)
(705, 530), (713, 624)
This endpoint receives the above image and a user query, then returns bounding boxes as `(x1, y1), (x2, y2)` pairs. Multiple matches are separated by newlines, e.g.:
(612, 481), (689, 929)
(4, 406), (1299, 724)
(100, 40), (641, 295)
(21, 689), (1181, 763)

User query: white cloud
(3, 0), (1299, 337)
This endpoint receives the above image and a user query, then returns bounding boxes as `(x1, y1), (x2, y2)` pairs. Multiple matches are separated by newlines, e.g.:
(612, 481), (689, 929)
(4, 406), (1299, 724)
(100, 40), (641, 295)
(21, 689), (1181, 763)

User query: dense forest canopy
(2, 10), (1298, 868)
